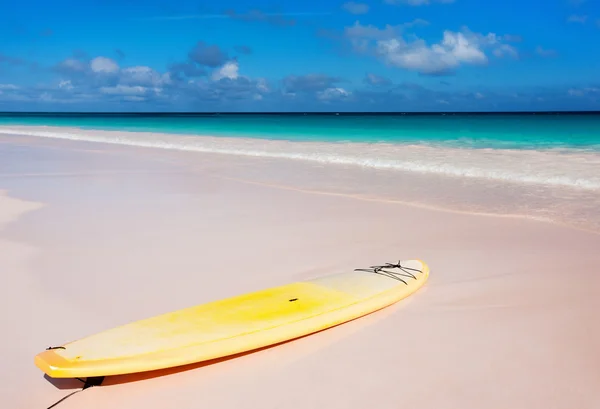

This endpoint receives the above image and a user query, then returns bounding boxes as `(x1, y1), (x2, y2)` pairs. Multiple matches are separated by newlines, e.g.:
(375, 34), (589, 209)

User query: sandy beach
(1, 132), (600, 409)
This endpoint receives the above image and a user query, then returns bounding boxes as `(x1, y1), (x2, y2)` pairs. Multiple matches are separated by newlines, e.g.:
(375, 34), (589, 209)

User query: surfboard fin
(82, 376), (105, 389)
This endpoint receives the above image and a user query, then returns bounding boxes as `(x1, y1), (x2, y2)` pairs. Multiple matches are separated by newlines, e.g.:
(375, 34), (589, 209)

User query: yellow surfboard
(35, 259), (429, 379)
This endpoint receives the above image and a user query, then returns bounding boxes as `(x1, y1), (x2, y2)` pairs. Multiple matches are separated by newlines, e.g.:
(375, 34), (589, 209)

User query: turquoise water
(1, 112), (599, 232)
(1, 113), (600, 151)
(1, 112), (599, 194)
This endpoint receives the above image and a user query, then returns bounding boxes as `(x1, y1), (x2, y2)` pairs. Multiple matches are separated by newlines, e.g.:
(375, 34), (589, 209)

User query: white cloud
(58, 80), (73, 90)
(121, 66), (170, 87)
(211, 60), (239, 81)
(256, 78), (269, 93)
(2, 49), (276, 107)
(568, 89), (584, 96)
(568, 87), (599, 96)
(347, 24), (516, 75)
(376, 31), (487, 74)
(100, 85), (147, 95)
(493, 44), (519, 58)
(0, 84), (19, 90)
(342, 2), (370, 14)
(90, 56), (119, 74)
(124, 96), (146, 102)
(317, 87), (351, 100)
(39, 92), (53, 101)
(345, 20), (429, 54)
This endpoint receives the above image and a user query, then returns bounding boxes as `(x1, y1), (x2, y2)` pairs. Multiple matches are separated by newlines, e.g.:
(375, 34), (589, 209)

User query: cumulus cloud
(346, 23), (518, 75)
(568, 87), (599, 96)
(493, 44), (519, 58)
(342, 2), (370, 14)
(344, 20), (429, 54)
(376, 31), (486, 74)
(100, 85), (147, 95)
(212, 60), (240, 81)
(3, 71), (599, 111)
(47, 55), (168, 103)
(13, 49), (268, 109)
(58, 80), (73, 90)
(90, 56), (119, 73)
(256, 78), (269, 93)
(121, 66), (171, 87)
(7, 36), (596, 111)
(183, 75), (271, 104)
(38, 40), (274, 108)
(317, 87), (351, 101)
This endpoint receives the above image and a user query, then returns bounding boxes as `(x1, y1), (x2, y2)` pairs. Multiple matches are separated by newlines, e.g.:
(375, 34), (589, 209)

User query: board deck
(35, 259), (429, 378)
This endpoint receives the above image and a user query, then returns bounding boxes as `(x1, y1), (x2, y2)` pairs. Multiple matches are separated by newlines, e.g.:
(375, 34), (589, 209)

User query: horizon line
(1, 110), (600, 115)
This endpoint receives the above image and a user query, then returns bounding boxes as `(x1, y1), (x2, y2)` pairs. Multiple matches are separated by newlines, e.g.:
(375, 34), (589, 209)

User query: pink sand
(1, 134), (599, 409)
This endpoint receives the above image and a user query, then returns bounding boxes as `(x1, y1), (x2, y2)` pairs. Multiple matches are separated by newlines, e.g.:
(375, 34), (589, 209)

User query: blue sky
(1, 0), (599, 111)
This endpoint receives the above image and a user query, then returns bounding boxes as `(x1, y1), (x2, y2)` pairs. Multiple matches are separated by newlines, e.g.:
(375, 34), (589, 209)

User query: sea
(1, 112), (599, 232)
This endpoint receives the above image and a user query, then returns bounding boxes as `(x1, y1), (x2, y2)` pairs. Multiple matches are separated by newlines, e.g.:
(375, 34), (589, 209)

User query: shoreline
(3, 123), (600, 152)
(2, 125), (599, 192)
(2, 128), (599, 235)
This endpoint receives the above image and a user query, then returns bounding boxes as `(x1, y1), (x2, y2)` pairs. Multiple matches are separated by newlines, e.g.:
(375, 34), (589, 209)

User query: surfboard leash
(45, 376), (104, 409)
(354, 261), (423, 284)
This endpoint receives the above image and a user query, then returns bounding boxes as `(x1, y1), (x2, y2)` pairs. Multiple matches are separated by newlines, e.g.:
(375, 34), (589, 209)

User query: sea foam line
(1, 126), (599, 191)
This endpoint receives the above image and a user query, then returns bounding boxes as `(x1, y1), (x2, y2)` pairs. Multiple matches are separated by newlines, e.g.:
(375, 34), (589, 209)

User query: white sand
(1, 134), (599, 409)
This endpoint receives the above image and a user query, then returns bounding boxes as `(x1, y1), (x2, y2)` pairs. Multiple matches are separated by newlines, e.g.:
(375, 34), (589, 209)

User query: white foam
(2, 126), (600, 191)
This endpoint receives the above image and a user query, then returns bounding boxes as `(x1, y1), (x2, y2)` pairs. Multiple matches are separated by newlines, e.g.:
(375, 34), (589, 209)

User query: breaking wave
(1, 126), (600, 191)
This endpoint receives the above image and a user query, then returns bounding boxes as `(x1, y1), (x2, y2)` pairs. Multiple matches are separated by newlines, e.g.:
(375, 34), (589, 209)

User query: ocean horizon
(2, 111), (600, 149)
(2, 112), (599, 232)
